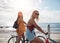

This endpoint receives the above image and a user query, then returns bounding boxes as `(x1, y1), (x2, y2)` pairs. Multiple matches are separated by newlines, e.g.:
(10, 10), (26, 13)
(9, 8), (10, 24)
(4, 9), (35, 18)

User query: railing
(47, 24), (50, 39)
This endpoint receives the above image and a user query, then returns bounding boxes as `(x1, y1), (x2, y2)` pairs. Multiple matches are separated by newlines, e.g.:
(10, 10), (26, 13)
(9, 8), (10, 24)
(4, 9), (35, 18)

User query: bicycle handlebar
(45, 32), (48, 35)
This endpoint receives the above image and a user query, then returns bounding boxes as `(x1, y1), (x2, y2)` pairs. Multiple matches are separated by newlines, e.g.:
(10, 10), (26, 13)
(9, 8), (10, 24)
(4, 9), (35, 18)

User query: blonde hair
(32, 10), (39, 21)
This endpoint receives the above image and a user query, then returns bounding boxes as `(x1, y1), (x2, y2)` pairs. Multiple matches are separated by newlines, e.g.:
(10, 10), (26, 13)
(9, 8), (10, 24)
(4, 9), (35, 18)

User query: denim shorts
(26, 28), (35, 41)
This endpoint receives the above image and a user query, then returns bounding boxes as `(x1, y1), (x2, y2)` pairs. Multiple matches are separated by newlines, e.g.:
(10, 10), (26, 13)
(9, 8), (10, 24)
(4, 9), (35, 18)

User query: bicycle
(7, 34), (49, 43)
(7, 35), (25, 43)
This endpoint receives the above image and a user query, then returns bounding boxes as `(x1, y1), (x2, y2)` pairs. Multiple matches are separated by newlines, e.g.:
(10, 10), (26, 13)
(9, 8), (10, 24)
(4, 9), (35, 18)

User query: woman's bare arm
(32, 20), (45, 34)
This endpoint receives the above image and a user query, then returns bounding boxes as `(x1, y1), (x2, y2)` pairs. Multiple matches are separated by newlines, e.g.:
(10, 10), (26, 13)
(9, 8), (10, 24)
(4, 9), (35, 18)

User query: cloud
(0, 0), (39, 23)
(32, 0), (42, 8)
(40, 8), (60, 23)
(0, 0), (60, 24)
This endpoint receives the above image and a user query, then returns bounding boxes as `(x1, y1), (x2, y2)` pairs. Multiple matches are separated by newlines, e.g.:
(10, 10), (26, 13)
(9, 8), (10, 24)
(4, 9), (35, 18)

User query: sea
(32, 23), (60, 34)
(38, 23), (60, 34)
(39, 23), (60, 31)
(0, 23), (60, 34)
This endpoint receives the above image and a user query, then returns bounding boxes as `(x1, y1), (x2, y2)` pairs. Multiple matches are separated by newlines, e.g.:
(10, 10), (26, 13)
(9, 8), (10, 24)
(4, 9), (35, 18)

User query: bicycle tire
(7, 36), (18, 43)
(38, 36), (46, 43)
(38, 36), (46, 40)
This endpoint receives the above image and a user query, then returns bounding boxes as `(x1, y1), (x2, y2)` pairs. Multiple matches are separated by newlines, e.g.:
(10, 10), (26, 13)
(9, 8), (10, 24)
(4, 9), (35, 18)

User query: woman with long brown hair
(16, 11), (26, 43)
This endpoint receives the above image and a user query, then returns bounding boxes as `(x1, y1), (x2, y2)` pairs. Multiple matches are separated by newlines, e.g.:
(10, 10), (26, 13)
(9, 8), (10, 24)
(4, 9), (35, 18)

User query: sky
(0, 0), (60, 26)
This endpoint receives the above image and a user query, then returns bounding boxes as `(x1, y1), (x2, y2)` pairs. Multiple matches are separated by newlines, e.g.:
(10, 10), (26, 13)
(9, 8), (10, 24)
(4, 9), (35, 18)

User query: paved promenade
(0, 28), (60, 43)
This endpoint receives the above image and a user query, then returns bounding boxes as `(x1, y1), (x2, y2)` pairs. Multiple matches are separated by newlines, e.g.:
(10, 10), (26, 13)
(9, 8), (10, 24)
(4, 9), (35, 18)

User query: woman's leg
(30, 37), (44, 43)
(22, 33), (25, 43)
(22, 33), (25, 40)
(17, 34), (21, 43)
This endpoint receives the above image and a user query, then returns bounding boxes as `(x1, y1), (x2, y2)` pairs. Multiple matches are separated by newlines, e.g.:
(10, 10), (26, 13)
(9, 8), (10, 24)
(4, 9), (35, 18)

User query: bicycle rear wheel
(7, 36), (17, 43)
(7, 36), (23, 43)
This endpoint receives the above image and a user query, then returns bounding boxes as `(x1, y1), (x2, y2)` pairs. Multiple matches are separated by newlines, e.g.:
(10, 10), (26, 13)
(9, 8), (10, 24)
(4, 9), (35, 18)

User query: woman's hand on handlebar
(45, 32), (48, 35)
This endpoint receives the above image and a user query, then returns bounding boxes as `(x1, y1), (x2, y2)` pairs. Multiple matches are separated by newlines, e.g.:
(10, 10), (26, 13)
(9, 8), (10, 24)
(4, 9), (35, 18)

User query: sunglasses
(35, 13), (39, 15)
